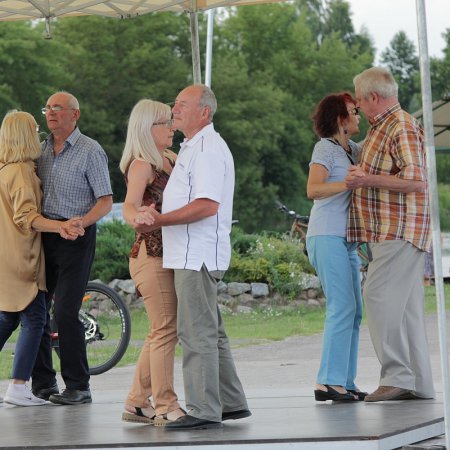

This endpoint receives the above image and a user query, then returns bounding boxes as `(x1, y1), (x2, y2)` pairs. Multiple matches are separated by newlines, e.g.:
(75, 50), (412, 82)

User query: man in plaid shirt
(346, 67), (435, 402)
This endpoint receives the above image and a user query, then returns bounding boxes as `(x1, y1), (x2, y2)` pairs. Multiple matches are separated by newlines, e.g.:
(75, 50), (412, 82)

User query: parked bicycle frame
(276, 200), (370, 283)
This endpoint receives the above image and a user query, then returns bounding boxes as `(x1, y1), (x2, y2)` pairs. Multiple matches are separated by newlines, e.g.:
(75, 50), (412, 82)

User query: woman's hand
(59, 217), (85, 240)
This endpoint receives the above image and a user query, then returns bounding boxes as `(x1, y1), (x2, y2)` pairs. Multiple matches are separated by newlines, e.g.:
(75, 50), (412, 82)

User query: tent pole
(205, 8), (215, 87)
(189, 10), (202, 84)
(416, 0), (450, 446)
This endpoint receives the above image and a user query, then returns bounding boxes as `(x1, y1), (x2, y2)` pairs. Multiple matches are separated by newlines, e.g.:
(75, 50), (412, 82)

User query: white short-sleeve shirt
(162, 123), (235, 271)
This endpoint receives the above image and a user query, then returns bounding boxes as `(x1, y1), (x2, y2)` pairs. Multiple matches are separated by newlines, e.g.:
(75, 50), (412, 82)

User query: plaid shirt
(38, 127), (112, 219)
(347, 103), (431, 251)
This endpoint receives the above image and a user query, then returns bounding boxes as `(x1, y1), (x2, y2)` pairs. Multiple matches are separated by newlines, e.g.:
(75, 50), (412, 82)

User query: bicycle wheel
(80, 282), (131, 375)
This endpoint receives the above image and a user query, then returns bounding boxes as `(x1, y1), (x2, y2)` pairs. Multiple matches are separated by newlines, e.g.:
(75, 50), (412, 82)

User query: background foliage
(0, 0), (449, 232)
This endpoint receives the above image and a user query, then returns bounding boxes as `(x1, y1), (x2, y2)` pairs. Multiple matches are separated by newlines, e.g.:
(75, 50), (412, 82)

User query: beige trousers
(126, 242), (181, 415)
(364, 240), (435, 398)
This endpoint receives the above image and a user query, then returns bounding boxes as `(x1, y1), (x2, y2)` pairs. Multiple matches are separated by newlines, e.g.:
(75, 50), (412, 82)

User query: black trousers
(31, 224), (96, 391)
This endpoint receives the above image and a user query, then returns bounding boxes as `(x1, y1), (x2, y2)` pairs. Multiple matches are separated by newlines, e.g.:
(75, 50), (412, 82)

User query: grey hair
(119, 99), (171, 174)
(196, 84), (217, 120)
(353, 67), (398, 100)
(52, 91), (80, 110)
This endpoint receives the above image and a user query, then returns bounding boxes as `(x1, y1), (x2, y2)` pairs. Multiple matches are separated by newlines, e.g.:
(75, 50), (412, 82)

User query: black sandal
(314, 385), (358, 402)
(348, 389), (368, 401)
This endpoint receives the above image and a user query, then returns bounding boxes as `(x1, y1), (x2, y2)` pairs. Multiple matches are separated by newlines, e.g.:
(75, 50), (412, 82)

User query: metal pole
(189, 10), (201, 84)
(205, 8), (215, 87)
(416, 1), (450, 446)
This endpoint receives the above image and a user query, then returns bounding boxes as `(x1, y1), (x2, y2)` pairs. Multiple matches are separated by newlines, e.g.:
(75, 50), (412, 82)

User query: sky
(347, 0), (450, 61)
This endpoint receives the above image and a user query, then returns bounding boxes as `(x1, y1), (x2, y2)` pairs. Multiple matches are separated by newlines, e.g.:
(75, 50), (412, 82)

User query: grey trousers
(174, 265), (248, 421)
(364, 240), (435, 398)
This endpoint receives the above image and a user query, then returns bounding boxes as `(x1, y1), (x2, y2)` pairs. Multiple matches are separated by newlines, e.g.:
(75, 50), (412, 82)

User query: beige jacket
(0, 161), (46, 312)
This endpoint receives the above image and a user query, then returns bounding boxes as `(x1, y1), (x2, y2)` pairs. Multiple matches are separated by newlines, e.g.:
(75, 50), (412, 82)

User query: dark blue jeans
(0, 291), (46, 381)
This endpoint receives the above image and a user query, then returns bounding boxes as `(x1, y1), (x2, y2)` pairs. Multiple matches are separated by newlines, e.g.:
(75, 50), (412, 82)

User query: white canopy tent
(0, 0), (447, 445)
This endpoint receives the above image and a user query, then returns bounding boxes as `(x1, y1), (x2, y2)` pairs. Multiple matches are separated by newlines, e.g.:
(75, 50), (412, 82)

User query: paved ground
(0, 311), (449, 449)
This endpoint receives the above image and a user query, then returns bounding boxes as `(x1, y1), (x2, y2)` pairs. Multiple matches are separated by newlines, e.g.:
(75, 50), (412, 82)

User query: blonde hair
(0, 110), (41, 163)
(119, 99), (171, 174)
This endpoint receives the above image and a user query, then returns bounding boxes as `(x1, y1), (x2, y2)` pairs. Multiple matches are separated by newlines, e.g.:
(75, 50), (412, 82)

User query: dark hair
(311, 92), (356, 137)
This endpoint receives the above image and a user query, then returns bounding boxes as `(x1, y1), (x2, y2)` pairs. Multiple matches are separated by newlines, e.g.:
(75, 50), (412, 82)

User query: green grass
(1, 284), (449, 380)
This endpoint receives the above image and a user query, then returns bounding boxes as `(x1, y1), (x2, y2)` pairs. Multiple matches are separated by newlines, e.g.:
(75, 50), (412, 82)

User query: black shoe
(314, 385), (358, 402)
(49, 389), (92, 405)
(222, 409), (252, 421)
(165, 414), (222, 430)
(32, 383), (59, 400)
(347, 389), (369, 401)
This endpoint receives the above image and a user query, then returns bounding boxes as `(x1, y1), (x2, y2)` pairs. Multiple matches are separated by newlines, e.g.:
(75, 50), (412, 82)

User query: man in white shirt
(138, 84), (250, 430)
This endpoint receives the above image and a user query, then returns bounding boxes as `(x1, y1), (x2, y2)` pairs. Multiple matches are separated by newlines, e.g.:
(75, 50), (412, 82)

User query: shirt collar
(181, 123), (215, 149)
(371, 103), (401, 127)
(44, 127), (81, 153)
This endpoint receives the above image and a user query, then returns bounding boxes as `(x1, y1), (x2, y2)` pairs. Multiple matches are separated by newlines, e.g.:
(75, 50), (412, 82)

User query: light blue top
(306, 138), (360, 238)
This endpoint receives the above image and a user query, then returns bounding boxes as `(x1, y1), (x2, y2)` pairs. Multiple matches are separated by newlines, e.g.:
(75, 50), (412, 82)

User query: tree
(0, 22), (71, 122)
(49, 14), (192, 199)
(380, 31), (419, 111)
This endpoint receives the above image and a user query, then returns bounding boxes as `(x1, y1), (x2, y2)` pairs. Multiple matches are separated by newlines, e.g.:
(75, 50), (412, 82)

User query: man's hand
(345, 165), (368, 189)
(59, 217), (85, 240)
(132, 204), (159, 232)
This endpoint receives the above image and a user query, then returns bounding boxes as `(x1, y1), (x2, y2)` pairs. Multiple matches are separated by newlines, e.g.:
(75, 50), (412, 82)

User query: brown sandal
(122, 406), (156, 424)
(154, 408), (186, 427)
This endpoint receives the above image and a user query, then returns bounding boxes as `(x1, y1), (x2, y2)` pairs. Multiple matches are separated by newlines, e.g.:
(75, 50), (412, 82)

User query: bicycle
(275, 200), (370, 283)
(50, 281), (131, 375)
(275, 200), (309, 255)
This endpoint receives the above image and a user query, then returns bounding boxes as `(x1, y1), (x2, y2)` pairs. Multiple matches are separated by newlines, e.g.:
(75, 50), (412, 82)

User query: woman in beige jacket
(0, 110), (84, 406)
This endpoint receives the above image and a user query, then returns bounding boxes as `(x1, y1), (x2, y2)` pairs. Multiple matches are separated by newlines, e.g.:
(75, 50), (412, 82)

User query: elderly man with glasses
(31, 91), (113, 405)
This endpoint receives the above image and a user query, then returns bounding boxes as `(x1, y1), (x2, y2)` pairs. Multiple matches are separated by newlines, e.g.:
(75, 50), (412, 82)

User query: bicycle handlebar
(275, 200), (309, 224)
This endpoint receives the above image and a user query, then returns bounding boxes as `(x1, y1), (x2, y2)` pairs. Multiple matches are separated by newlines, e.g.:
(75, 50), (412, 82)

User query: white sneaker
(4, 384), (47, 406)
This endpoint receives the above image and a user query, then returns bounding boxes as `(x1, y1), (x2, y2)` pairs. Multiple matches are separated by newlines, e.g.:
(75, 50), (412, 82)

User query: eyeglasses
(348, 107), (360, 116)
(152, 118), (174, 129)
(41, 106), (74, 114)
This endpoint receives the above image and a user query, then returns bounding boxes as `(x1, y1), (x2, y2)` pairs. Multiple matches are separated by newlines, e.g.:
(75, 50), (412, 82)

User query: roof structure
(0, 0), (280, 20)
(414, 96), (450, 153)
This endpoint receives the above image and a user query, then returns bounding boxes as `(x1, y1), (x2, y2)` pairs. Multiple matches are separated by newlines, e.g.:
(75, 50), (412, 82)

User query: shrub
(91, 220), (135, 282)
(225, 231), (315, 299)
(91, 222), (316, 299)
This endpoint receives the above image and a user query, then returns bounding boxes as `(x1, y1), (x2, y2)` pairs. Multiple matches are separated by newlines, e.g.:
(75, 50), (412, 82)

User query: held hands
(345, 165), (367, 189)
(133, 204), (159, 232)
(59, 217), (85, 240)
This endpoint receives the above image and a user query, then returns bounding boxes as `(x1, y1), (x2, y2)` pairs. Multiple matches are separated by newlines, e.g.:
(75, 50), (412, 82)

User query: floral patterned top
(126, 155), (175, 259)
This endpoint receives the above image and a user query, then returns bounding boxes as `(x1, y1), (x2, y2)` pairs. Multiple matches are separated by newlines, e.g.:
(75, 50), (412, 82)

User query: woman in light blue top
(306, 92), (365, 402)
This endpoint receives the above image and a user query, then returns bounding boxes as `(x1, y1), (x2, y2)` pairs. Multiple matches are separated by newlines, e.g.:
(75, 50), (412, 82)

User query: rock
(306, 288), (319, 299)
(108, 279), (121, 291)
(217, 281), (228, 294)
(227, 282), (251, 296)
(218, 293), (238, 309)
(236, 305), (253, 314)
(307, 298), (321, 308)
(117, 279), (136, 294)
(297, 273), (322, 291)
(251, 282), (269, 298)
(236, 293), (257, 306)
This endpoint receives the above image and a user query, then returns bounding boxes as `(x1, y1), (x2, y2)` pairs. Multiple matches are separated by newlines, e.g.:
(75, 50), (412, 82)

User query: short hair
(51, 91), (80, 110)
(196, 84), (217, 120)
(0, 110), (41, 163)
(119, 99), (171, 174)
(312, 92), (357, 138)
(353, 67), (398, 100)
